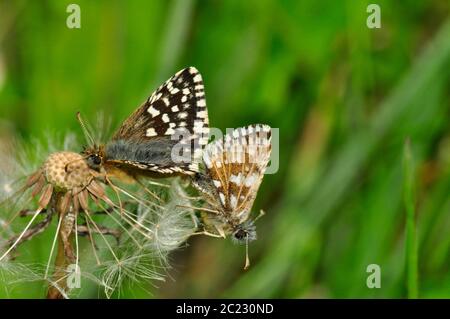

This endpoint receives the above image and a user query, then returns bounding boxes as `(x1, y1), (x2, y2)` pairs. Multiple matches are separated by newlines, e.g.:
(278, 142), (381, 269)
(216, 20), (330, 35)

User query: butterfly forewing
(203, 124), (272, 223)
(106, 67), (209, 175)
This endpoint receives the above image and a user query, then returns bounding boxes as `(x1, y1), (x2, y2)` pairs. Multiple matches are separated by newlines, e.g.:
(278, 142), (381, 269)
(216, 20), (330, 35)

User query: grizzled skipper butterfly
(191, 124), (272, 269)
(80, 67), (209, 182)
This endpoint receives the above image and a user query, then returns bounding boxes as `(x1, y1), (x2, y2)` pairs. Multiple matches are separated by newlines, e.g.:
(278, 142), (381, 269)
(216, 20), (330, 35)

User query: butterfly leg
(188, 211), (227, 238)
(190, 223), (226, 239)
(254, 209), (265, 222)
(215, 225), (226, 238)
(190, 230), (224, 238)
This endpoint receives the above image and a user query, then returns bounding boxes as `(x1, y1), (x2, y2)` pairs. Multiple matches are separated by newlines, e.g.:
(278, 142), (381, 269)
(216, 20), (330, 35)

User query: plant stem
(47, 197), (76, 299)
(46, 233), (71, 298)
(403, 139), (418, 298)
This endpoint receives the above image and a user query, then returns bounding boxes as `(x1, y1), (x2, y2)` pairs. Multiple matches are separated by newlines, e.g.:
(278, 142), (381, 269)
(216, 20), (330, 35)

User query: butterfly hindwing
(202, 124), (272, 223)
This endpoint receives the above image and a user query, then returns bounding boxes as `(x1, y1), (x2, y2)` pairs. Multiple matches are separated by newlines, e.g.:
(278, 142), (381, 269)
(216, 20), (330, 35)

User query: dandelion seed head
(43, 151), (92, 191)
(143, 181), (197, 258)
(95, 180), (197, 298)
(0, 125), (199, 298)
(0, 133), (80, 196)
(99, 241), (166, 298)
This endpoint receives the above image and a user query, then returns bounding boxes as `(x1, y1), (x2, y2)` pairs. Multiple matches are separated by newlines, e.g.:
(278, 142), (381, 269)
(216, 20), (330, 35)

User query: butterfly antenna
(244, 236), (250, 270)
(76, 112), (96, 147)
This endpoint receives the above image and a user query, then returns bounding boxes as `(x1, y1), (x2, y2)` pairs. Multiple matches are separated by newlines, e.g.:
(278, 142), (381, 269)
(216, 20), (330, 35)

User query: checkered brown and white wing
(108, 67), (209, 174)
(203, 124), (271, 223)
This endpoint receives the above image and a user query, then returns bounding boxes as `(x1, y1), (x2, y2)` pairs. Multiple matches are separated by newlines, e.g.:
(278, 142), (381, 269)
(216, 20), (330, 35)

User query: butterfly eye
(232, 222), (257, 244)
(233, 229), (247, 241)
(87, 154), (102, 168)
(92, 155), (101, 165)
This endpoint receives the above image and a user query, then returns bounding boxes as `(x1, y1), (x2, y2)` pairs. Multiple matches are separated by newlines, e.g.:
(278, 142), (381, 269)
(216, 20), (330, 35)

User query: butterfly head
(231, 220), (257, 244)
(83, 145), (105, 171)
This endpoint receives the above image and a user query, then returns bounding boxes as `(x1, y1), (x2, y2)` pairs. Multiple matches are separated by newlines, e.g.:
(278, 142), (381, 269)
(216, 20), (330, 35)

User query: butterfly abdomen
(105, 139), (197, 176)
(106, 139), (173, 163)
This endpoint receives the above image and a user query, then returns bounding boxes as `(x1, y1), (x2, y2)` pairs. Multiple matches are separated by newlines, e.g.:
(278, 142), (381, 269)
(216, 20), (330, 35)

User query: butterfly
(191, 124), (272, 268)
(81, 67), (209, 181)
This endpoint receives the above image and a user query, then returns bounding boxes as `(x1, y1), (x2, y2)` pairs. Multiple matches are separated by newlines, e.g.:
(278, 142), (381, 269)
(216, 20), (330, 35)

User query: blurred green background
(0, 0), (449, 298)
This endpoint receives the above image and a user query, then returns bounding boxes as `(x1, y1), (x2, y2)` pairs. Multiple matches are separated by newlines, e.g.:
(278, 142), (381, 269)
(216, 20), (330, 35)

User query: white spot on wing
(230, 195), (237, 209)
(244, 173), (258, 187)
(165, 123), (176, 135)
(162, 114), (170, 123)
(149, 92), (162, 104)
(219, 193), (226, 206)
(178, 112), (188, 119)
(165, 128), (175, 135)
(197, 110), (208, 118)
(212, 180), (221, 188)
(193, 74), (202, 83)
(147, 106), (160, 117)
(230, 173), (243, 185)
(146, 128), (157, 137)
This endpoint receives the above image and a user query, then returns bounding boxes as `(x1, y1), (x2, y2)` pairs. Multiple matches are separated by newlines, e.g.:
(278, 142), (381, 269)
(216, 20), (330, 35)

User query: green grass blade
(403, 139), (418, 299)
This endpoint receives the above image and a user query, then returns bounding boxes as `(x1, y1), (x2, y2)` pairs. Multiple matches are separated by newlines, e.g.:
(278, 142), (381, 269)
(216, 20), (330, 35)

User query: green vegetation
(0, 0), (449, 298)
(403, 139), (419, 298)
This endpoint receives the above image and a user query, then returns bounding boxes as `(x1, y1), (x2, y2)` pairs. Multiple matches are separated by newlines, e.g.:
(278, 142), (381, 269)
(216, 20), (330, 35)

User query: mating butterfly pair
(82, 67), (272, 252)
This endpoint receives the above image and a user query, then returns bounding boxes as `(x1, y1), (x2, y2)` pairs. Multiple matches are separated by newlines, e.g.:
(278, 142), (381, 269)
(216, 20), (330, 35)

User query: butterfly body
(82, 67), (209, 181)
(192, 124), (272, 244)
